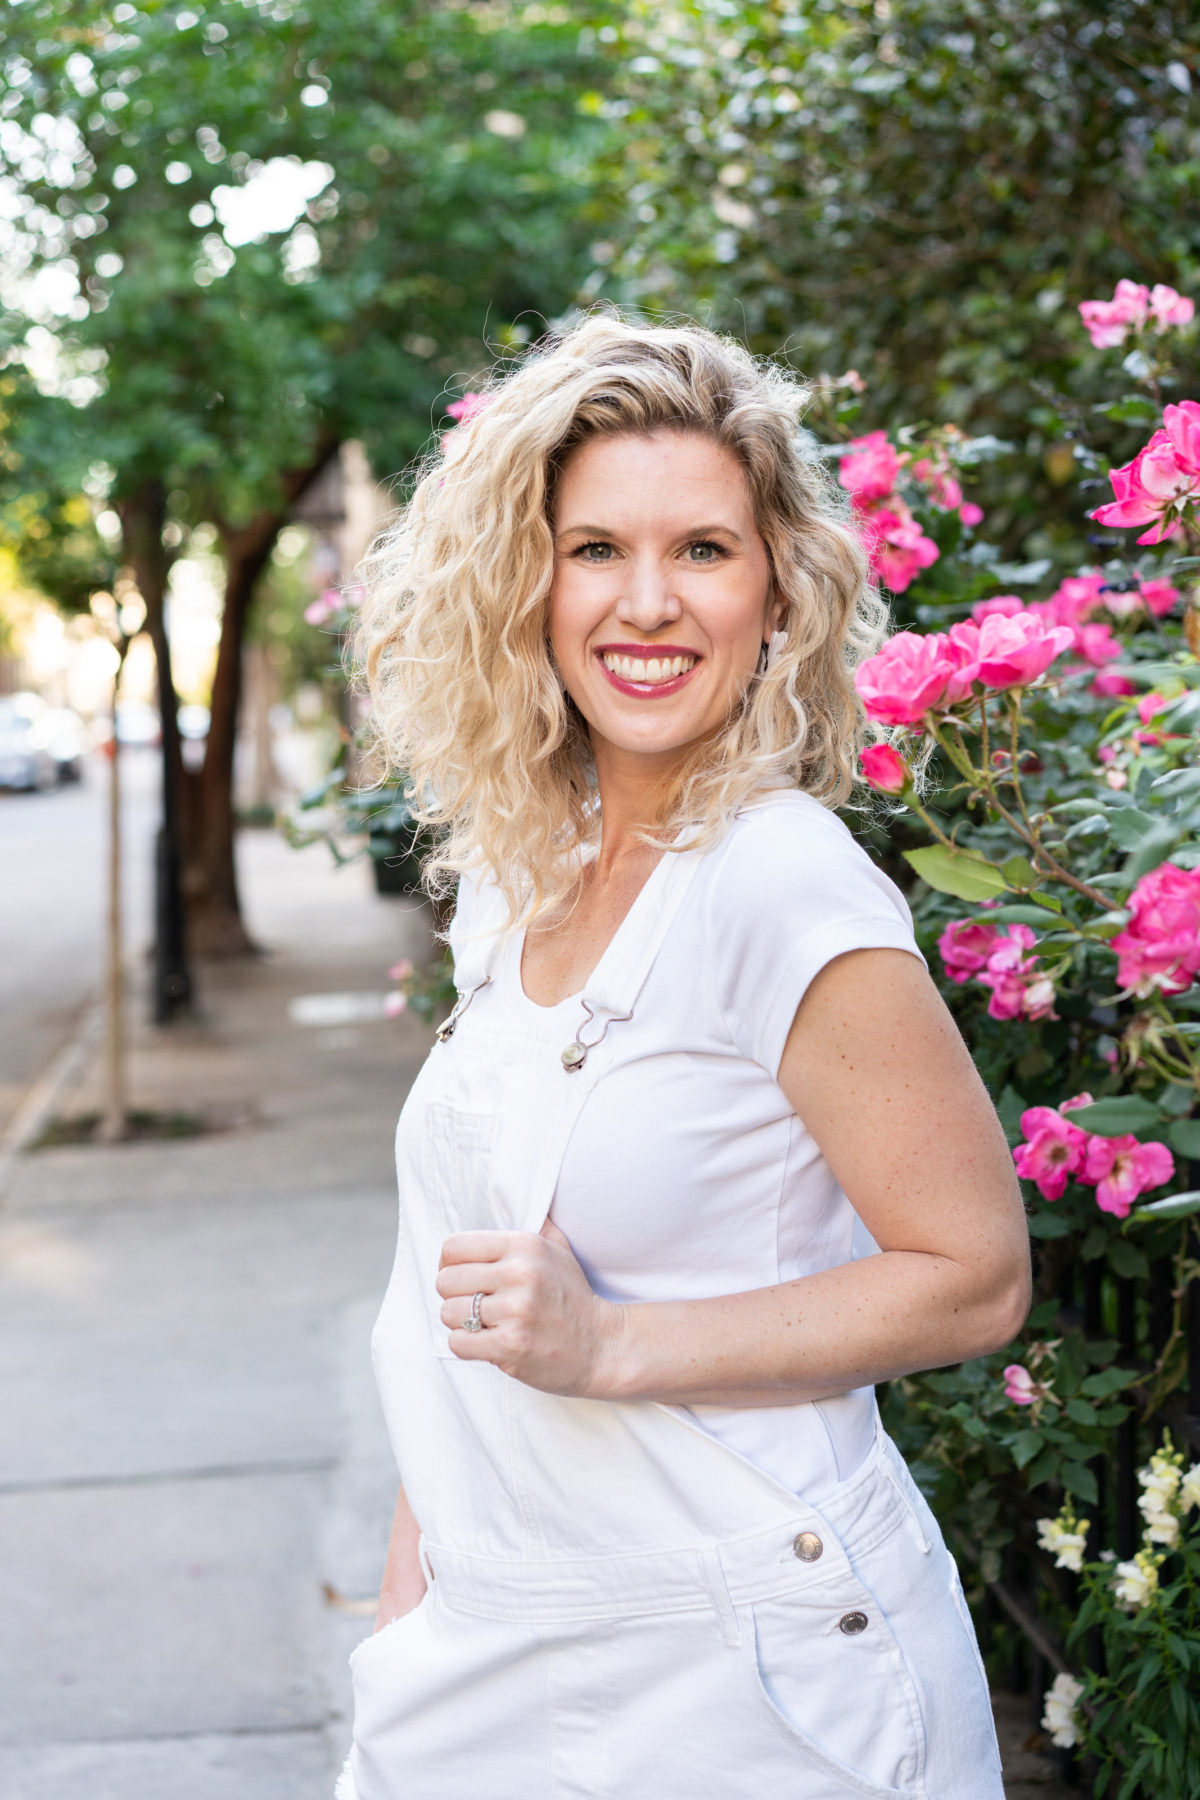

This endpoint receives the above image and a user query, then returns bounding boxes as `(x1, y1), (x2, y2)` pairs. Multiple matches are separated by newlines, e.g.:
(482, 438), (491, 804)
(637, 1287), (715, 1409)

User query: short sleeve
(707, 794), (925, 1075)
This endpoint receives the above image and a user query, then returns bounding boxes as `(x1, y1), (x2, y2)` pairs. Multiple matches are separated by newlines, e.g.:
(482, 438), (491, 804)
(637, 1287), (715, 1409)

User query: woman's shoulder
(706, 787), (911, 927)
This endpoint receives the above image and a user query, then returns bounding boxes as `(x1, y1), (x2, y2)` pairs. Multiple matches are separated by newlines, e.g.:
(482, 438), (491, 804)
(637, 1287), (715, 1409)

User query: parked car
(0, 694), (57, 791)
(32, 706), (88, 782)
(114, 698), (162, 747)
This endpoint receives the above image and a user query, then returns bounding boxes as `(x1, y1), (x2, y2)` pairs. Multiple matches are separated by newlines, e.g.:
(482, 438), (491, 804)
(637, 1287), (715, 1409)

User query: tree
(1, 0), (614, 950)
(587, 0), (1200, 557)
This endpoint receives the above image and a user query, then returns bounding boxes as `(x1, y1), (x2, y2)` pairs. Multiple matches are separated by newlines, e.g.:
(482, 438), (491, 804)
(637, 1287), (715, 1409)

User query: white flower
(1036, 1514), (1089, 1573)
(1143, 1512), (1181, 1549)
(1112, 1552), (1159, 1611)
(1180, 1464), (1200, 1513)
(1139, 1467), (1180, 1512)
(1042, 1672), (1084, 1750)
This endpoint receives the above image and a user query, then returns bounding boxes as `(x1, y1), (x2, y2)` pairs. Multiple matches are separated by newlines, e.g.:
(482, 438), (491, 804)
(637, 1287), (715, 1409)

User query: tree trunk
(181, 437), (341, 956)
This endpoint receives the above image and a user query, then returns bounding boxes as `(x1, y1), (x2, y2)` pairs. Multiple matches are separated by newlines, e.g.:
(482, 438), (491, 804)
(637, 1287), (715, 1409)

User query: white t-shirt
(457, 788), (924, 1500)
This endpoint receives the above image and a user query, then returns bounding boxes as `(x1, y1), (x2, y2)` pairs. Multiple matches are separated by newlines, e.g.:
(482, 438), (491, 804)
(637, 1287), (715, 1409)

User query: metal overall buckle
(560, 998), (632, 1073)
(435, 978), (491, 1042)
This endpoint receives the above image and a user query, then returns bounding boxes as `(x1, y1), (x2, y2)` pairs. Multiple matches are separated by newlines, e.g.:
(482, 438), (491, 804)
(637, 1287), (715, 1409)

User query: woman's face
(548, 429), (780, 770)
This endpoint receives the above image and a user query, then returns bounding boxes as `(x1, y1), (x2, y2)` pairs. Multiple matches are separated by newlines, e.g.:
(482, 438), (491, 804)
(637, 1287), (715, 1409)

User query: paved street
(0, 822), (434, 1798)
(0, 749), (157, 1135)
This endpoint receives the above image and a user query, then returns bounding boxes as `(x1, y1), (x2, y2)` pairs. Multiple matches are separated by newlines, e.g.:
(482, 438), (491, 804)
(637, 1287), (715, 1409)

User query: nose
(615, 555), (683, 633)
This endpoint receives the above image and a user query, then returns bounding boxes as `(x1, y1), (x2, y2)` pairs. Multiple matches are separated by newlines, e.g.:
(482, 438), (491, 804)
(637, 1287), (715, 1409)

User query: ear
(764, 581), (786, 637)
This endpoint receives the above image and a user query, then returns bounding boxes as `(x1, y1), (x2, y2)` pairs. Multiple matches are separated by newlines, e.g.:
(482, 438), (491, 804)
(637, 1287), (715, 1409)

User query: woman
(339, 317), (1030, 1800)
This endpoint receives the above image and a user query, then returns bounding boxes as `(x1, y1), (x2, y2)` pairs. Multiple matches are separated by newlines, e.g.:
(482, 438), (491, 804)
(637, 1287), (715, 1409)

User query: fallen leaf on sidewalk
(322, 1582), (378, 1616)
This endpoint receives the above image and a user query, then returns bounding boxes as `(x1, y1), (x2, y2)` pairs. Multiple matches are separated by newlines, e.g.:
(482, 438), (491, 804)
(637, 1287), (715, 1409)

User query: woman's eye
(685, 540), (725, 563)
(575, 541), (615, 562)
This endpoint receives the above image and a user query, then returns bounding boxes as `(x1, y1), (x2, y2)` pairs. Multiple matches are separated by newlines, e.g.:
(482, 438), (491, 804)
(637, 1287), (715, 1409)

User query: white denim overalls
(339, 848), (1003, 1800)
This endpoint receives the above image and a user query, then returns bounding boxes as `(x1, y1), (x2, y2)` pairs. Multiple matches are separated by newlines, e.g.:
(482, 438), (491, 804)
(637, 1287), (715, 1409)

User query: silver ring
(462, 1291), (486, 1333)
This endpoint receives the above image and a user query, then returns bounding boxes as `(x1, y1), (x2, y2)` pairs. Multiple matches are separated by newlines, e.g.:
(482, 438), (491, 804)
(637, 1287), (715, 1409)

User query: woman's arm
(374, 1486), (427, 1631)
(438, 948), (1032, 1404)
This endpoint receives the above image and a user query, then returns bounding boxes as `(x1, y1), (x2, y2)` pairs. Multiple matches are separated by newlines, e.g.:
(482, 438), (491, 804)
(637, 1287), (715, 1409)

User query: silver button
(839, 1611), (869, 1635)
(792, 1531), (823, 1563)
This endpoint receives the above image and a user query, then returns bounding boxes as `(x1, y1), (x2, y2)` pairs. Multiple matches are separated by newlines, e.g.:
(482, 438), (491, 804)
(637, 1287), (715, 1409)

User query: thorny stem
(1140, 1226), (1200, 1422)
(1147, 992), (1200, 1087)
(924, 710), (1112, 909)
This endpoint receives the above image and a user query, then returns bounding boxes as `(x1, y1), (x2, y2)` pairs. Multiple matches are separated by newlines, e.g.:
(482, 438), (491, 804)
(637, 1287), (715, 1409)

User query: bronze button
(792, 1531), (824, 1563)
(839, 1611), (869, 1635)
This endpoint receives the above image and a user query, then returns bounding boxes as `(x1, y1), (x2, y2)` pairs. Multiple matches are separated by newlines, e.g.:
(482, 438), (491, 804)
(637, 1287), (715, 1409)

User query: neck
(589, 737), (691, 879)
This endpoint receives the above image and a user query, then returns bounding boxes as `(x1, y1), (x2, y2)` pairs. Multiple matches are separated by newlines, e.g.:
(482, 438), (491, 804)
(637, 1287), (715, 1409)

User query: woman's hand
(436, 1218), (621, 1397)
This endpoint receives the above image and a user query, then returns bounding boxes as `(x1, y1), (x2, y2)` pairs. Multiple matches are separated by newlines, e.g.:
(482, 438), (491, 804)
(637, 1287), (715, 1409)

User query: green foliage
(587, 0), (1200, 559)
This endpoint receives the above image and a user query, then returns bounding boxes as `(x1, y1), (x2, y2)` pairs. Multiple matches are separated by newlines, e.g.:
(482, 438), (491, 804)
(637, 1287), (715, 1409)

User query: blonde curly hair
(358, 314), (885, 927)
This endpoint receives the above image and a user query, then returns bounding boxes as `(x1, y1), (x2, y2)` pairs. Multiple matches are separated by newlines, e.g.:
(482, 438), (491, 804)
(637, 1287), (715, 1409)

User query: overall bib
(340, 849), (1003, 1800)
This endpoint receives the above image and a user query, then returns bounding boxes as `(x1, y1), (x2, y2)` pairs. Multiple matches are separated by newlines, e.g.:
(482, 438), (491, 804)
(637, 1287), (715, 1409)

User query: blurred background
(0, 3), (1196, 1796)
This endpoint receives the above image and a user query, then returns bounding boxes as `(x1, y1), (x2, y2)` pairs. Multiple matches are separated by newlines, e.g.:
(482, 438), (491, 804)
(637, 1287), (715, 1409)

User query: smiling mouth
(595, 647), (701, 694)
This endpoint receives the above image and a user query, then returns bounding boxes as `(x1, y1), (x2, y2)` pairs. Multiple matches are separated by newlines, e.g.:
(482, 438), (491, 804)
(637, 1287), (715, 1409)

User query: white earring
(764, 628), (788, 671)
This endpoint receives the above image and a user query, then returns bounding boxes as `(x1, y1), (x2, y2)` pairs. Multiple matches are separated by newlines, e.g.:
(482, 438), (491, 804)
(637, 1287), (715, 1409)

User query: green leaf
(903, 845), (1010, 902)
(1009, 1428), (1042, 1469)
(1067, 1096), (1163, 1135)
(1080, 1366), (1134, 1398)
(1061, 1462), (1099, 1505)
(1064, 1396), (1097, 1426)
(1027, 1208), (1072, 1238)
(985, 904), (1058, 926)
(1107, 1238), (1149, 1279)
(1001, 854), (1040, 889)
(1092, 396), (1160, 424)
(997, 1084), (1028, 1137)
(1133, 1190), (1200, 1222)
(1167, 1119), (1200, 1158)
(1107, 808), (1161, 852)
(1151, 768), (1200, 799)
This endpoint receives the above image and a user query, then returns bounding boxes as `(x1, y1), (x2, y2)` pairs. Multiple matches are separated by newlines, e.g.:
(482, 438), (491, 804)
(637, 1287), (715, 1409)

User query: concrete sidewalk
(0, 829), (435, 1799)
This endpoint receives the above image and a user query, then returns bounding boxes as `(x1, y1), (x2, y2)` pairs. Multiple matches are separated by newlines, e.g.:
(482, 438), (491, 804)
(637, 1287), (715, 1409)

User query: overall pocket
(419, 1102), (500, 1357)
(740, 1578), (927, 1798)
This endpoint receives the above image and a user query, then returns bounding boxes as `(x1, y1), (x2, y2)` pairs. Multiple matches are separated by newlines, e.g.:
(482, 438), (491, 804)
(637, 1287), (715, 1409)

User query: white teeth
(601, 652), (696, 684)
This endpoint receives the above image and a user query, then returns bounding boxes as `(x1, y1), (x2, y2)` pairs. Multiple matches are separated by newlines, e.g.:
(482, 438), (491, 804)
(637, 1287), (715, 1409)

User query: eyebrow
(555, 522), (746, 543)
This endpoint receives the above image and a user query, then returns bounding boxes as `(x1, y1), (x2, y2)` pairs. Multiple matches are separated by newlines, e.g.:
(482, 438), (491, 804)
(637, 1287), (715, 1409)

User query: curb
(0, 997), (104, 1202)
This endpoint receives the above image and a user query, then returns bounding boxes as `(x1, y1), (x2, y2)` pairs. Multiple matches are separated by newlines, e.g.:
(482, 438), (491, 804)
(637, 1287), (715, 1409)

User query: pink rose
(1092, 402), (1200, 545)
(938, 917), (1003, 983)
(304, 587), (344, 627)
(1139, 579), (1180, 618)
(1137, 693), (1169, 725)
(1111, 862), (1200, 996)
(1148, 284), (1194, 332)
(977, 925), (1057, 1022)
(1078, 279), (1150, 349)
(854, 631), (955, 726)
(971, 610), (1075, 691)
(861, 504), (940, 593)
(910, 458), (963, 512)
(1003, 1363), (1039, 1406)
(1092, 670), (1137, 699)
(971, 594), (1026, 623)
(959, 501), (984, 528)
(383, 990), (408, 1019)
(839, 431), (902, 502)
(1013, 1099), (1092, 1201)
(1072, 621), (1122, 667)
(1082, 1135), (1175, 1219)
(444, 391), (489, 424)
(860, 743), (909, 793)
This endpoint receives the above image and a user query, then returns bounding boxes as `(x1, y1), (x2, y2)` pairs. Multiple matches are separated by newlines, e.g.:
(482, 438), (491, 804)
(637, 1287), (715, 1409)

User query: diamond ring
(462, 1291), (486, 1333)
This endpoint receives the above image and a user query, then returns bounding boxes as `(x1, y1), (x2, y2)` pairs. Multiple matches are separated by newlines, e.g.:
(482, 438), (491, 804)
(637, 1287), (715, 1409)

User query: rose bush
(852, 285), (1200, 1792)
